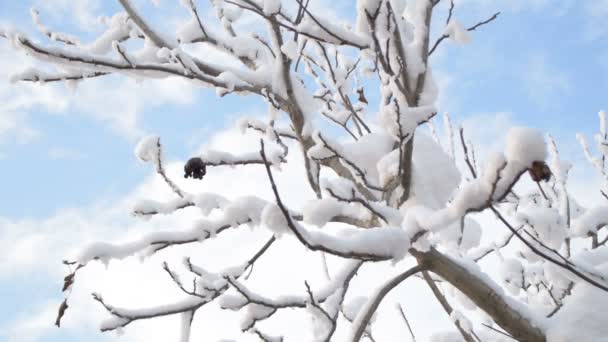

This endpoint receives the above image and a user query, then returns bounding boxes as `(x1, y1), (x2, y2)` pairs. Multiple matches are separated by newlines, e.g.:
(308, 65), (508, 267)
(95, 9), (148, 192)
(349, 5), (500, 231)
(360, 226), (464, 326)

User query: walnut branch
(429, 12), (501, 56)
(396, 304), (417, 342)
(260, 140), (394, 261)
(349, 265), (425, 342)
(422, 271), (477, 342)
(92, 293), (207, 332)
(491, 207), (608, 292)
(14, 36), (261, 93)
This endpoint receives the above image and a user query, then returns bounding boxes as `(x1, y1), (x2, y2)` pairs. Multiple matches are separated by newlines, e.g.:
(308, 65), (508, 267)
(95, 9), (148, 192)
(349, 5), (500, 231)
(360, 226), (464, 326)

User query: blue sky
(0, 0), (607, 341)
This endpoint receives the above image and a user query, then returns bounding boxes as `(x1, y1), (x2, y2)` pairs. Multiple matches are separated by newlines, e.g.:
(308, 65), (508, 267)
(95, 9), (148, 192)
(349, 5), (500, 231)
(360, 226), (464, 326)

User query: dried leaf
(55, 298), (69, 327)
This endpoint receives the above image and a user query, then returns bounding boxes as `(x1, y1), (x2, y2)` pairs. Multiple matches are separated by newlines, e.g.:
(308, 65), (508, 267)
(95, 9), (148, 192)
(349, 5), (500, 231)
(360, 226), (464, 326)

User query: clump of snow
(342, 296), (368, 320)
(516, 205), (565, 249)
(444, 20), (470, 44)
(379, 104), (436, 141)
(261, 203), (289, 238)
(505, 127), (546, 166)
(500, 259), (524, 296)
(341, 132), (394, 187)
(307, 301), (333, 340)
(376, 150), (400, 187)
(217, 71), (243, 92)
(86, 13), (132, 55)
(298, 222), (411, 261)
(240, 304), (275, 331)
(547, 264), (608, 342)
(263, 0), (281, 15)
(280, 40), (299, 59)
(576, 133), (604, 172)
(401, 0), (432, 79)
(302, 198), (371, 227)
(132, 197), (192, 216)
(436, 218), (482, 252)
(410, 133), (461, 209)
(571, 206), (608, 237)
(193, 193), (229, 215)
(223, 196), (268, 227)
(176, 17), (202, 43)
(220, 293), (248, 310)
(134, 135), (160, 163)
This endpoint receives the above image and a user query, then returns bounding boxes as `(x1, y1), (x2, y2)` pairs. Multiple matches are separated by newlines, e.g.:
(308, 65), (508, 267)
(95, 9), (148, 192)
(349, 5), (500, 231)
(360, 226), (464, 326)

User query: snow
(443, 112), (455, 159)
(436, 217), (482, 252)
(220, 293), (248, 311)
(30, 8), (80, 46)
(77, 194), (275, 264)
(547, 133), (572, 184)
(176, 18), (202, 44)
(444, 20), (471, 44)
(280, 40), (299, 60)
(223, 196), (267, 227)
(340, 132), (394, 188)
(263, 0), (281, 16)
(295, 221), (411, 261)
(500, 258), (524, 296)
(402, 0), (433, 80)
(379, 103), (437, 141)
(261, 203), (289, 238)
(134, 135), (160, 164)
(547, 265), (608, 342)
(505, 127), (547, 166)
(132, 197), (192, 216)
(13, 0), (608, 340)
(180, 311), (193, 342)
(571, 205), (608, 237)
(410, 133), (461, 209)
(295, 15), (369, 49)
(192, 193), (229, 215)
(240, 304), (275, 331)
(376, 150), (400, 187)
(577, 133), (604, 173)
(86, 13), (133, 55)
(516, 205), (565, 249)
(416, 126), (547, 231)
(342, 296), (367, 321)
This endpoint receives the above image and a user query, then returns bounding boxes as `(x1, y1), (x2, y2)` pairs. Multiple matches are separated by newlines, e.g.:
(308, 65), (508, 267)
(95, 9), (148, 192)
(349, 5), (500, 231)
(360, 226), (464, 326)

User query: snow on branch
(12, 2), (606, 341)
(261, 139), (411, 261)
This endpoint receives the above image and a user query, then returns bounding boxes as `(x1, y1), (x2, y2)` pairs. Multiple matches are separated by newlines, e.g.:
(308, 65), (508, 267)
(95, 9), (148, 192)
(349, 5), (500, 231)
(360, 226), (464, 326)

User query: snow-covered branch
(8, 1), (606, 341)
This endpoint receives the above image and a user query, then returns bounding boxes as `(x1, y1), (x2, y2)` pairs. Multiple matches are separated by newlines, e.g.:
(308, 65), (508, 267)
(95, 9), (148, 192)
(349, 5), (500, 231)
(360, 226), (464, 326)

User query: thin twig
(396, 304), (417, 342)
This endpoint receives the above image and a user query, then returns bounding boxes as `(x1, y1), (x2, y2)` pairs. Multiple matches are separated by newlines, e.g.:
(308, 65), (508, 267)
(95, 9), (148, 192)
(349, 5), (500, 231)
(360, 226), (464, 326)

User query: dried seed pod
(528, 161), (551, 182)
(184, 157), (206, 180)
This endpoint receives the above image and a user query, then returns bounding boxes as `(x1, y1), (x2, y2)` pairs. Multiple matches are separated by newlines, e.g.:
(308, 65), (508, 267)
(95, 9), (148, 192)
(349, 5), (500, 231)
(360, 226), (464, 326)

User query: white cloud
(0, 126), (458, 342)
(33, 0), (102, 32)
(583, 0), (608, 41)
(449, 111), (517, 161)
(453, 0), (572, 14)
(47, 147), (84, 160)
(0, 39), (197, 152)
(523, 54), (570, 108)
(2, 115), (606, 342)
(0, 110), (40, 144)
(3, 301), (59, 342)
